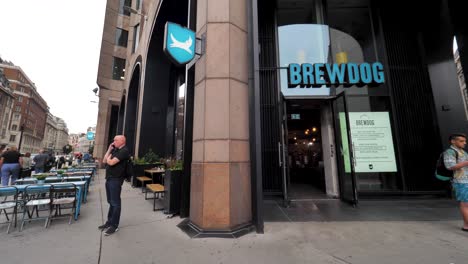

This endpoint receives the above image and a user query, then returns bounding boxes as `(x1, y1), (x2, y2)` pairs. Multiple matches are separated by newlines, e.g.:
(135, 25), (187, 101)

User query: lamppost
(18, 124), (25, 152)
(123, 6), (147, 21)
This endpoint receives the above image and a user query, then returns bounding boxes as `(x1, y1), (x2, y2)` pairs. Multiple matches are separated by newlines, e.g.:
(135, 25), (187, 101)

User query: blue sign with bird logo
(163, 22), (196, 66)
(86, 131), (95, 140)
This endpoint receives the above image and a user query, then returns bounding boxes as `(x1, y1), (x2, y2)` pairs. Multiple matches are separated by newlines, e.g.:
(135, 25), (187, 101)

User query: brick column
(188, 0), (252, 236)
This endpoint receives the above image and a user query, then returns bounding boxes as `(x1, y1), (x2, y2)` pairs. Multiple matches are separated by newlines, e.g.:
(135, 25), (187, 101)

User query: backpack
(124, 158), (134, 182)
(435, 149), (458, 181)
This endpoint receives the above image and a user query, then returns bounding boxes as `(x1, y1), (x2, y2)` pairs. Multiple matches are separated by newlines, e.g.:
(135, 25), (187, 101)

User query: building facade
(96, 0), (468, 236)
(455, 49), (468, 119)
(0, 62), (48, 154)
(43, 113), (58, 152)
(0, 67), (15, 148)
(42, 113), (69, 154)
(94, 0), (134, 161)
(55, 117), (69, 154)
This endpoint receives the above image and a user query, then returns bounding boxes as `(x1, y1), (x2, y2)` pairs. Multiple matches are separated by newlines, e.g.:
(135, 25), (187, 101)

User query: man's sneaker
(98, 223), (110, 230)
(104, 226), (119, 236)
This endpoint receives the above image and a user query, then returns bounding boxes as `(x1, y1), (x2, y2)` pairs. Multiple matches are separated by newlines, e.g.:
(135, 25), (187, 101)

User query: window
(119, 0), (132, 16)
(15, 106), (21, 112)
(115, 28), (129, 47)
(136, 0), (142, 10)
(9, 135), (16, 142)
(18, 96), (23, 102)
(12, 125), (17, 131)
(133, 24), (140, 53)
(13, 114), (20, 120)
(112, 57), (126, 80)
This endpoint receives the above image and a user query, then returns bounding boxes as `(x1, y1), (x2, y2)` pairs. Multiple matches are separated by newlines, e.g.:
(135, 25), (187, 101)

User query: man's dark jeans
(105, 177), (123, 228)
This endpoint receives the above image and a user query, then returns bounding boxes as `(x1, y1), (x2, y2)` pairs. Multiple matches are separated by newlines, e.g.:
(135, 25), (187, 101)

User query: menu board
(348, 112), (397, 172)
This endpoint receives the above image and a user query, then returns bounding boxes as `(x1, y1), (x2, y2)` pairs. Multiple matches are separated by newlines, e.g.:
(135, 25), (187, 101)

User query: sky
(0, 0), (106, 134)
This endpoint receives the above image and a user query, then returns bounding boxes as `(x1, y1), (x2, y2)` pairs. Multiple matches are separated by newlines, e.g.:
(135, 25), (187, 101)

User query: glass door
(332, 92), (358, 206)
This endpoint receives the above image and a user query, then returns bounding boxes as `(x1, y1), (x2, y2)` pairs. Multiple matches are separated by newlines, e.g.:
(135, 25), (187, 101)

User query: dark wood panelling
(382, 29), (442, 191)
(259, 0), (282, 193)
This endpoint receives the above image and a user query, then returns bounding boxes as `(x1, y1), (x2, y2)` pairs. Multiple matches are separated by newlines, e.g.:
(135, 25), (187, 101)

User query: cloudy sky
(0, 0), (106, 133)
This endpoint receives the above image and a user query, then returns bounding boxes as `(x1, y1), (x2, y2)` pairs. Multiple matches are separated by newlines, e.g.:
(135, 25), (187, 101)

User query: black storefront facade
(248, 0), (468, 232)
(118, 0), (468, 235)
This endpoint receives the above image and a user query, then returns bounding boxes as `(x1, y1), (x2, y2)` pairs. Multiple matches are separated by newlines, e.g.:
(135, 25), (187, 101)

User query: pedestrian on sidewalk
(33, 149), (48, 173)
(444, 133), (468, 231)
(100, 135), (130, 236)
(0, 146), (23, 186)
(20, 152), (32, 178)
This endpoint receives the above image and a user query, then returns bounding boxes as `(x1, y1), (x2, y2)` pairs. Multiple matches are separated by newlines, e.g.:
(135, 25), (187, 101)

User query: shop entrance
(286, 100), (327, 200)
(280, 94), (358, 205)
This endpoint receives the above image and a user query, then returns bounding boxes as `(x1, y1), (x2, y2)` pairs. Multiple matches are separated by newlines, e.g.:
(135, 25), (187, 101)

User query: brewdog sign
(287, 62), (385, 88)
(163, 22), (196, 66)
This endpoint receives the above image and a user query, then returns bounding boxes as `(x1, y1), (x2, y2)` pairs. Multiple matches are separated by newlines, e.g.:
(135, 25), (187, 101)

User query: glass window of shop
(277, 0), (331, 97)
(326, 0), (401, 192)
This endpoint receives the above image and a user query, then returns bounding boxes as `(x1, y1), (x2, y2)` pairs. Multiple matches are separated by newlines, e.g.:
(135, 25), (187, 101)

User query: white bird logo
(170, 33), (193, 55)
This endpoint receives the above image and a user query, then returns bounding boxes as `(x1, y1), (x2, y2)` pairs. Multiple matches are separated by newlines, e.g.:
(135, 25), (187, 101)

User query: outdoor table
(14, 181), (87, 220)
(144, 169), (165, 185)
(16, 176), (91, 203)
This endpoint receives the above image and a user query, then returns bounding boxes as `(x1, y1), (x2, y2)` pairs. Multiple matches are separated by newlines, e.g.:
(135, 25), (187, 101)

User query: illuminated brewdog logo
(163, 22), (196, 66)
(287, 62), (385, 88)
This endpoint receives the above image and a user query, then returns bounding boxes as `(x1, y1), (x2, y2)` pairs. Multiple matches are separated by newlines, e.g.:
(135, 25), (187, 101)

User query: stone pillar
(188, 0), (252, 237)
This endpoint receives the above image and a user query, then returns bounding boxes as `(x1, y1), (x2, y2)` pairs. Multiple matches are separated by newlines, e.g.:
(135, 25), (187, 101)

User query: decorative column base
(177, 219), (255, 238)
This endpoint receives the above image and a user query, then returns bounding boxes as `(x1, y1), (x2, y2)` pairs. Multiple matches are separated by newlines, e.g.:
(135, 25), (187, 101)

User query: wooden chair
(136, 176), (152, 193)
(145, 184), (165, 211)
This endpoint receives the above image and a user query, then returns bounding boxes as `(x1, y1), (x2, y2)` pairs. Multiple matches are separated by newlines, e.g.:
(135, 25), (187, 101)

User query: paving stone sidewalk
(1, 170), (468, 264)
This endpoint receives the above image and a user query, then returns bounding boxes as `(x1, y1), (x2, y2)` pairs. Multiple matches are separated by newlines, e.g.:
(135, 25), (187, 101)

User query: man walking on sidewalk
(100, 135), (130, 236)
(444, 133), (468, 231)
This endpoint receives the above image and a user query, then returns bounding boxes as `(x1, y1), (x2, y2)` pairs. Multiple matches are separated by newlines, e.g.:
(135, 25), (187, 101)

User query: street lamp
(18, 124), (25, 152)
(123, 6), (147, 21)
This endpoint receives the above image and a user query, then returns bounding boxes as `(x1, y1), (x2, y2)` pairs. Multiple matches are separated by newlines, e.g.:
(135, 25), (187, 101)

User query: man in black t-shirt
(99, 135), (130, 236)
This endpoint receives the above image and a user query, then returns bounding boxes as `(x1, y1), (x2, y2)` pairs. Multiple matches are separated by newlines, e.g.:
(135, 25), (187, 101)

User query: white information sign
(349, 112), (397, 172)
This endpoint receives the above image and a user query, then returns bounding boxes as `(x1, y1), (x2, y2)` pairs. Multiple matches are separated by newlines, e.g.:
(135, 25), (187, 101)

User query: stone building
(0, 67), (15, 148)
(0, 62), (48, 153)
(96, 0), (468, 236)
(42, 113), (69, 154)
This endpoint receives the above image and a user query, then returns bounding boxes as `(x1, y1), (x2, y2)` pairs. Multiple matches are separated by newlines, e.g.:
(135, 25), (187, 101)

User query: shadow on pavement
(263, 198), (460, 222)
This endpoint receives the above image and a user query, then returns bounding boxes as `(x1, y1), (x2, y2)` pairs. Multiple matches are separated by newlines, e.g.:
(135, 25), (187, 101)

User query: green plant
(164, 157), (183, 171)
(57, 170), (65, 175)
(143, 149), (159, 164)
(62, 166), (69, 170)
(134, 157), (147, 165)
(34, 174), (47, 180)
(133, 149), (163, 165)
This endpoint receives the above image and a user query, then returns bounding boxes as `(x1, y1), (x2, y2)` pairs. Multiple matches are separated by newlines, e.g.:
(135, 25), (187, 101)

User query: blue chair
(48, 183), (77, 226)
(20, 185), (51, 231)
(0, 186), (19, 233)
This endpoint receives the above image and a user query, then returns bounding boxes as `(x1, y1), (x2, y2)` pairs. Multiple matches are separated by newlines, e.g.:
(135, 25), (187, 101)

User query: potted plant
(34, 174), (47, 184)
(56, 170), (65, 178)
(163, 158), (183, 215)
(131, 149), (164, 187)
